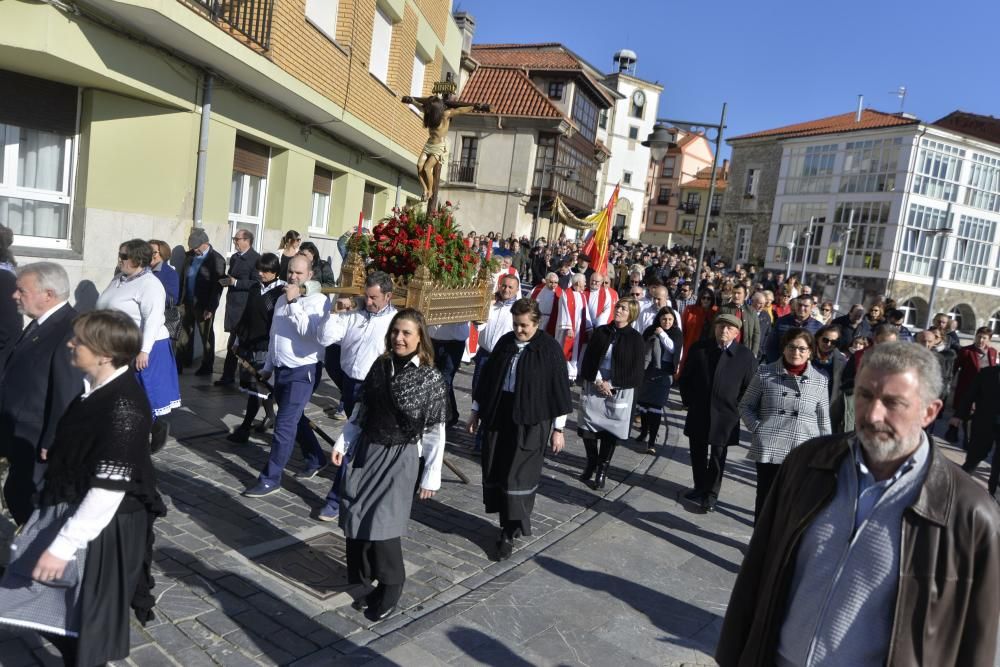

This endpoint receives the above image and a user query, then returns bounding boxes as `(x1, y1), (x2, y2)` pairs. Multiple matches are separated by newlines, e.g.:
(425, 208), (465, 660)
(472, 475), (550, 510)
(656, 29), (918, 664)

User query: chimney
(453, 12), (476, 57)
(856, 94), (863, 122)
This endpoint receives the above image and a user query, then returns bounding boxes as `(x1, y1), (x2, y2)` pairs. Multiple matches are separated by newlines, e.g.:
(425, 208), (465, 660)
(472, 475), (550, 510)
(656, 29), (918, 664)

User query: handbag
(164, 303), (182, 341)
(7, 503), (84, 588)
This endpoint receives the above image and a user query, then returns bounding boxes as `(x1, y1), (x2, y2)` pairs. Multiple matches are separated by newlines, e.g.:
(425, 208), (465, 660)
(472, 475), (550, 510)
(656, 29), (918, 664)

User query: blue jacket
(153, 262), (180, 306)
(764, 314), (823, 363)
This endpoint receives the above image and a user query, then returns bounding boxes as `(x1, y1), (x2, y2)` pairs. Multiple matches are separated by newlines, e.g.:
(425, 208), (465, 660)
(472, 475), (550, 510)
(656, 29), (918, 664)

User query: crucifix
(402, 73), (489, 213)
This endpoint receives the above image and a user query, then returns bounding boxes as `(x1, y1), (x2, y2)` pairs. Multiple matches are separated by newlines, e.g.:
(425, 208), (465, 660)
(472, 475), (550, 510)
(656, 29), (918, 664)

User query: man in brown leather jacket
(716, 342), (1000, 667)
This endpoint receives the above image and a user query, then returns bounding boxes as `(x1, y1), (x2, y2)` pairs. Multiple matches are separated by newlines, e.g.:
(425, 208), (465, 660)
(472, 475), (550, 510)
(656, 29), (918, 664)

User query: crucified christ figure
(401, 94), (489, 203)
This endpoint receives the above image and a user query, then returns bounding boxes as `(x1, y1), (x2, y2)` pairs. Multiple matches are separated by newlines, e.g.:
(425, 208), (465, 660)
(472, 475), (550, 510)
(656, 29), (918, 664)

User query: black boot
(635, 412), (648, 442)
(578, 438), (599, 481)
(595, 436), (618, 489)
(646, 413), (662, 453)
(150, 420), (170, 453)
(594, 463), (608, 489)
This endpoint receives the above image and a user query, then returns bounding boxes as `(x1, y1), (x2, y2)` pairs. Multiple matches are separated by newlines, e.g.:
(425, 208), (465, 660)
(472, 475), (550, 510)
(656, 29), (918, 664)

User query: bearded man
(717, 342), (1000, 667)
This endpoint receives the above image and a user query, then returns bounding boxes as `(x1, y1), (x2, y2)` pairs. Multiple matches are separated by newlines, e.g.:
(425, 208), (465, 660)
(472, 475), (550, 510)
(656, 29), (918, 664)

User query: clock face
(633, 90), (646, 106)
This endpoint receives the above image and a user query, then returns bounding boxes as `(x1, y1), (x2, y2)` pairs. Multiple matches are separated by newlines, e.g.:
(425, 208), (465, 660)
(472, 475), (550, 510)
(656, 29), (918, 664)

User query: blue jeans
(259, 365), (326, 486)
(433, 338), (466, 425)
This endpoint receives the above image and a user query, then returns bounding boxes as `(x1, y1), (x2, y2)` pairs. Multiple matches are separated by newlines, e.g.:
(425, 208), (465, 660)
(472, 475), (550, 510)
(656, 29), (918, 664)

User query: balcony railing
(679, 202), (699, 214)
(657, 194), (671, 205)
(192, 0), (274, 49)
(448, 161), (477, 184)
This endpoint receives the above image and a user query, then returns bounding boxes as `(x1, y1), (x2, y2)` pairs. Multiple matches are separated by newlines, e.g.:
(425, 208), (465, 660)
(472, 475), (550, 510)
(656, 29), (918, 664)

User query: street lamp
(925, 201), (954, 329)
(832, 209), (855, 312)
(784, 235), (796, 278)
(800, 216), (815, 285)
(531, 156), (578, 243)
(643, 103), (728, 288)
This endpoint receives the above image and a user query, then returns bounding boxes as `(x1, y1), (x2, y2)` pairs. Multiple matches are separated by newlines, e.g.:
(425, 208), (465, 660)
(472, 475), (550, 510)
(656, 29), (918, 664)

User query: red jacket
(953, 344), (998, 408)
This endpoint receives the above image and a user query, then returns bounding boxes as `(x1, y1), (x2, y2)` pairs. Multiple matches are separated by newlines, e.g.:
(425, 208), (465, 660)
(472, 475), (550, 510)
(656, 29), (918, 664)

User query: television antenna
(889, 86), (907, 112)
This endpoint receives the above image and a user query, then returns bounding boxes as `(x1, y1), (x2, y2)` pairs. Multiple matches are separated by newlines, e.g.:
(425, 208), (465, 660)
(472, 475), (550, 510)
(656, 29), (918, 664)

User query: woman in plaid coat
(739, 327), (831, 520)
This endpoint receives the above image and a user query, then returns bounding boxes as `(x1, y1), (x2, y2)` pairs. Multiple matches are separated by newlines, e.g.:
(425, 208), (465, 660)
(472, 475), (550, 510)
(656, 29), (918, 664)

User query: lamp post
(784, 234), (796, 278)
(925, 201), (954, 329)
(833, 209), (855, 312)
(531, 156), (578, 244)
(800, 216), (815, 285)
(643, 102), (727, 289)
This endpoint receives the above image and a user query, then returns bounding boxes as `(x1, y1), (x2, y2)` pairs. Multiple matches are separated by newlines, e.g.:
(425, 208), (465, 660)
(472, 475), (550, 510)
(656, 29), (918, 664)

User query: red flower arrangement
(355, 204), (495, 288)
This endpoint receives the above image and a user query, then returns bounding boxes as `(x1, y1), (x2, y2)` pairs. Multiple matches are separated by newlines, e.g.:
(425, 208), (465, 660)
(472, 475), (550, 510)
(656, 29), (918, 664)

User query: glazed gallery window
(949, 214), (997, 285)
(309, 167), (333, 234)
(965, 152), (1000, 213)
(825, 201), (890, 270)
(369, 6), (393, 84)
(0, 123), (75, 249)
(912, 138), (964, 202)
(774, 202), (826, 264)
(305, 0), (339, 42)
(571, 90), (599, 143)
(783, 143), (837, 195)
(230, 136), (270, 251)
(840, 137), (901, 193)
(898, 203), (948, 277)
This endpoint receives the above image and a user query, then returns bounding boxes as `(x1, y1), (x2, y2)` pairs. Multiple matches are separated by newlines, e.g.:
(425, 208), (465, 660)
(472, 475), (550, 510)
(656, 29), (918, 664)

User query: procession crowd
(0, 221), (998, 666)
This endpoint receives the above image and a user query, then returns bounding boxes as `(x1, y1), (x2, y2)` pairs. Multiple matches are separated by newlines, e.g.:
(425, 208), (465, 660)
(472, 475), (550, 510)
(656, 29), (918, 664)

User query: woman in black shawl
(468, 298), (572, 561)
(331, 308), (449, 622)
(635, 306), (684, 453)
(577, 297), (645, 488)
(0, 310), (165, 666)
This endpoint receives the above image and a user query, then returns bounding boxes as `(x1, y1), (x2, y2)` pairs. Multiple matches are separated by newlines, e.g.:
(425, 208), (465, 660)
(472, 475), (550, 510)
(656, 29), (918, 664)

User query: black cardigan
(578, 323), (645, 389)
(473, 330), (572, 426)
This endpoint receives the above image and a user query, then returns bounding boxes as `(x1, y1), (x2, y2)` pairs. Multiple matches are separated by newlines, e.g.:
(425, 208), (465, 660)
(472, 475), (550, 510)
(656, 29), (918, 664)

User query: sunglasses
(819, 336), (838, 344)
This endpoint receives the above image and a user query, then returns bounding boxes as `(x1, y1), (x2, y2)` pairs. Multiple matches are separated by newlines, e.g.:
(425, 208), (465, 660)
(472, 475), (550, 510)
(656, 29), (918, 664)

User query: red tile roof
(459, 66), (564, 118)
(934, 111), (1000, 148)
(472, 44), (582, 70)
(730, 109), (919, 141)
(681, 178), (727, 190)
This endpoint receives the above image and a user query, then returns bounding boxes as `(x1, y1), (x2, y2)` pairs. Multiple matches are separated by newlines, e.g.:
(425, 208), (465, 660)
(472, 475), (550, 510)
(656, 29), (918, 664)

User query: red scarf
(531, 284), (563, 337)
(783, 360), (808, 376)
(562, 289), (580, 360)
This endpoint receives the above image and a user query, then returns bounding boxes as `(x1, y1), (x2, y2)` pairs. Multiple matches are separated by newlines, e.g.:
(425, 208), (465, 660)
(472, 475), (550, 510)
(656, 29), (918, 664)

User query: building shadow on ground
(445, 626), (536, 666)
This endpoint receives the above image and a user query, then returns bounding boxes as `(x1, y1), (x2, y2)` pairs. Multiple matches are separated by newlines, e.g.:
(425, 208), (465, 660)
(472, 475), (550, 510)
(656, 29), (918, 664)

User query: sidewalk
(2, 358), (987, 666)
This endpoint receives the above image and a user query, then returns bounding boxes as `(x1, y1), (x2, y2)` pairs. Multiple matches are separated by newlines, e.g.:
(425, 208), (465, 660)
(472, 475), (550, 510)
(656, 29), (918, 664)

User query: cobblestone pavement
(0, 360), (993, 666)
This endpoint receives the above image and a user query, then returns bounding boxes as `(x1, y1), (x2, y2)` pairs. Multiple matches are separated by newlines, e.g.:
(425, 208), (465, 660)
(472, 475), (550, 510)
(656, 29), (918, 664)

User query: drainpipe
(193, 72), (214, 227)
(395, 171), (402, 208)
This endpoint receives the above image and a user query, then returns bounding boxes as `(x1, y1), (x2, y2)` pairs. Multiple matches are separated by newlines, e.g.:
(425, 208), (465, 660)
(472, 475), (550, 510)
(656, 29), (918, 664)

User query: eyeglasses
(233, 235), (248, 241)
(118, 253), (129, 260)
(630, 280), (641, 284)
(785, 345), (811, 353)
(819, 336), (838, 345)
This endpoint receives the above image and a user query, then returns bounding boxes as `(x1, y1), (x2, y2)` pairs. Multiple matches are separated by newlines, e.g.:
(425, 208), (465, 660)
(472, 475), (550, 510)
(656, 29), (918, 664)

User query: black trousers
(346, 537), (405, 611)
(220, 332), (238, 381)
(689, 440), (728, 500)
(176, 303), (216, 371)
(963, 425), (1000, 495)
(754, 462), (781, 521)
(432, 338), (465, 426)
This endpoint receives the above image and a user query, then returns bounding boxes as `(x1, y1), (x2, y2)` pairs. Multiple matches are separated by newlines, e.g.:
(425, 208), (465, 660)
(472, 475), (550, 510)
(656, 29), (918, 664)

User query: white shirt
(46, 365), (133, 561)
(476, 299), (515, 353)
(262, 291), (332, 373)
(96, 271), (168, 353)
(470, 339), (569, 429)
(34, 299), (70, 327)
(428, 322), (470, 342)
(333, 356), (446, 490)
(323, 304), (397, 380)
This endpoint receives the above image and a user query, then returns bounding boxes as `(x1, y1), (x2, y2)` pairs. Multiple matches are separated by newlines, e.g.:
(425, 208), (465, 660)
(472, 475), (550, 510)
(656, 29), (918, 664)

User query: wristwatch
(553, 428), (564, 433)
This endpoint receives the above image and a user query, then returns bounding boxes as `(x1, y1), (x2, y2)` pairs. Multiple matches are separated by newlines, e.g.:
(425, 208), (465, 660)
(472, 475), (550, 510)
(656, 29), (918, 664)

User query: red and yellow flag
(582, 184), (619, 276)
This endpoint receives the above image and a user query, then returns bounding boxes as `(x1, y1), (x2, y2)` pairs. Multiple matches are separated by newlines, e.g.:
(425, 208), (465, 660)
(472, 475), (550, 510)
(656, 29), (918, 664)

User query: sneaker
(330, 409), (347, 421)
(317, 505), (339, 522)
(242, 481), (279, 498)
(295, 463), (327, 479)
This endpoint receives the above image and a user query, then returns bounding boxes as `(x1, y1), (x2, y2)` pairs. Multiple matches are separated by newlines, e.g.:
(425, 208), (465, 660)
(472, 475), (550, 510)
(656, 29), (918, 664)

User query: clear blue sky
(452, 0), (999, 157)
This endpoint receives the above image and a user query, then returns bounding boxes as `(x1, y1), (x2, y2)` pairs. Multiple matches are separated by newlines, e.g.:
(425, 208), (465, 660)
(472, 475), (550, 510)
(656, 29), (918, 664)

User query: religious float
(332, 204), (498, 325)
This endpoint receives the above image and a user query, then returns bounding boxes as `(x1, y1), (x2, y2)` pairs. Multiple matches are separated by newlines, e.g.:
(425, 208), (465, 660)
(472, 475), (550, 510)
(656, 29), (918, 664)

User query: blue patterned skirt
(138, 337), (181, 417)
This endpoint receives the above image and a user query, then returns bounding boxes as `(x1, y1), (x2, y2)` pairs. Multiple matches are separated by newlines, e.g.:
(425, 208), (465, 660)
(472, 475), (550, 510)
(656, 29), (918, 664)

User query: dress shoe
(364, 604), (396, 622)
(213, 378), (235, 387)
(683, 489), (704, 502)
(577, 462), (597, 482)
(195, 367), (213, 376)
(242, 480), (279, 498)
(150, 420), (171, 453)
(496, 537), (513, 561)
(701, 495), (717, 512)
(226, 426), (251, 444)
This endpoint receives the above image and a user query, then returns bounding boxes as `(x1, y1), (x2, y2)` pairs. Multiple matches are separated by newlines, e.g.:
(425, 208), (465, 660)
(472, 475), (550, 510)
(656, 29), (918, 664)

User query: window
(735, 225), (752, 262)
(598, 110), (608, 129)
(827, 201), (890, 270)
(744, 168), (759, 197)
(615, 213), (627, 228)
(710, 193), (722, 213)
(685, 192), (701, 209)
(450, 136), (477, 183)
(571, 91), (599, 142)
(369, 6), (393, 84)
(912, 138), (964, 202)
(681, 219), (696, 232)
(660, 156), (675, 178)
(965, 152), (1000, 213)
(840, 137), (901, 193)
(305, 0), (339, 42)
(899, 203), (949, 277)
(950, 214), (996, 285)
(410, 54), (426, 99)
(783, 143), (837, 194)
(548, 81), (564, 100)
(533, 135), (557, 190)
(362, 183), (379, 226)
(533, 135), (598, 205)
(627, 126), (639, 140)
(623, 171), (632, 185)
(230, 137), (269, 250)
(309, 167), (333, 234)
(657, 186), (671, 205)
(774, 203), (827, 264)
(653, 211), (668, 226)
(0, 124), (75, 248)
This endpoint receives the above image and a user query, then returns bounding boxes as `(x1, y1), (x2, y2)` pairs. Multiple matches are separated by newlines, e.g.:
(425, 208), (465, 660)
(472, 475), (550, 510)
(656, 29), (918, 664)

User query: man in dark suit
(952, 364), (1000, 498)
(831, 304), (873, 353)
(177, 227), (226, 375)
(717, 285), (761, 358)
(0, 262), (83, 524)
(216, 229), (260, 386)
(750, 291), (772, 362)
(678, 313), (757, 511)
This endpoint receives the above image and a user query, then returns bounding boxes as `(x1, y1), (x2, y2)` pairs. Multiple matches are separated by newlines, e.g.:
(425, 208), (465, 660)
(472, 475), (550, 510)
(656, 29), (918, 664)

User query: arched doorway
(899, 297), (928, 329)
(612, 197), (633, 243)
(947, 303), (977, 334)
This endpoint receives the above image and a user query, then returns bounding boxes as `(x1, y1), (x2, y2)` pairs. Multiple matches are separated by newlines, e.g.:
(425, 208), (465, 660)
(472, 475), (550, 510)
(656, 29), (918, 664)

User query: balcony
(679, 202), (699, 214)
(656, 194), (671, 205)
(448, 161), (477, 184)
(191, 0), (274, 49)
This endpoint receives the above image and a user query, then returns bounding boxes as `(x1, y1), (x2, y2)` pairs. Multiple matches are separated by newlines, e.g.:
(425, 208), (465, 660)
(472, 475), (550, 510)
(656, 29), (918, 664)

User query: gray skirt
(339, 441), (419, 541)
(577, 381), (634, 440)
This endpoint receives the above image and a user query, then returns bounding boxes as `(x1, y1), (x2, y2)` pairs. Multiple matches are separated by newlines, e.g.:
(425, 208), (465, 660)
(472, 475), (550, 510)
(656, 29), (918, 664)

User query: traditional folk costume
(473, 330), (572, 555)
(554, 288), (587, 380)
(333, 353), (448, 620)
(577, 323), (645, 488)
(0, 368), (165, 665)
(529, 283), (563, 335)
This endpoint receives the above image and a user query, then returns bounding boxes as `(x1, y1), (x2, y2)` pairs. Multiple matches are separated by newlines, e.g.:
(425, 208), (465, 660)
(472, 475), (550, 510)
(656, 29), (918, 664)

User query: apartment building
(640, 132), (714, 245)
(1, 0), (462, 296)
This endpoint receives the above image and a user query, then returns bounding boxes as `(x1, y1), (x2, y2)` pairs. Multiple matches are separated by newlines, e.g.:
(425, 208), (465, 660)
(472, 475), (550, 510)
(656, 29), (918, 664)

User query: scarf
(360, 355), (450, 447)
(783, 360), (809, 376)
